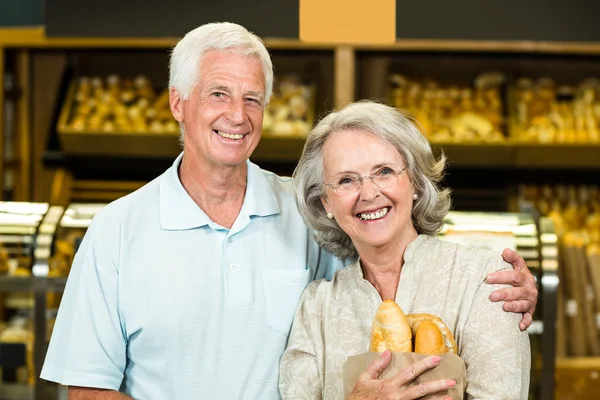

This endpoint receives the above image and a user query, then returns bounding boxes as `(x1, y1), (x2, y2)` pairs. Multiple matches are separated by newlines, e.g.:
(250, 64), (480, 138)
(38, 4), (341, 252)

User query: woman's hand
(348, 350), (455, 400)
(486, 248), (539, 331)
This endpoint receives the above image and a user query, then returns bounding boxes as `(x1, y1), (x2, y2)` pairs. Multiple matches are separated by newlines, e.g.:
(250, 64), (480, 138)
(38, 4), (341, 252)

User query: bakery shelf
(0, 277), (67, 294)
(251, 137), (307, 162)
(433, 143), (514, 168)
(0, 383), (33, 400)
(58, 131), (181, 158)
(0, 277), (33, 292)
(514, 144), (600, 169)
(555, 357), (600, 398)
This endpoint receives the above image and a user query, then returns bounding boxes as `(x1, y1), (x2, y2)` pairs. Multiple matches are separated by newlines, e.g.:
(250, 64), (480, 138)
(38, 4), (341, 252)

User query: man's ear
(170, 87), (184, 122)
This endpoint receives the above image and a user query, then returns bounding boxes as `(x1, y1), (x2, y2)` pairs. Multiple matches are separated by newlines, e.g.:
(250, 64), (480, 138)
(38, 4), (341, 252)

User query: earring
(413, 193), (418, 200)
(326, 212), (334, 219)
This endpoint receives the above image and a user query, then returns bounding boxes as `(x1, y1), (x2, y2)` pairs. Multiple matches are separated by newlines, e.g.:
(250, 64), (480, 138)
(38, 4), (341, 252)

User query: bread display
(60, 73), (315, 138)
(370, 299), (458, 355)
(63, 75), (179, 135)
(514, 77), (600, 144)
(262, 74), (314, 138)
(0, 315), (35, 385)
(519, 184), (600, 357)
(388, 72), (506, 144)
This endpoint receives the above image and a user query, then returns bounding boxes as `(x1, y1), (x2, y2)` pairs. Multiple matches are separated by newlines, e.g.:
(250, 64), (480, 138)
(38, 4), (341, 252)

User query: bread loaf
(369, 300), (412, 352)
(370, 300), (458, 355)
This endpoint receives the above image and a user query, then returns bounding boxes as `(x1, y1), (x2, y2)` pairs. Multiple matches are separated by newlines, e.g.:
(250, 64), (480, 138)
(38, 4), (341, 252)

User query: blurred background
(0, 0), (599, 399)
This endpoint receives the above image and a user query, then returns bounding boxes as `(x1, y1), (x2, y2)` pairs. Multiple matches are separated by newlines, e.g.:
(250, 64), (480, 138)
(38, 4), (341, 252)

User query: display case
(0, 201), (103, 400)
(519, 185), (600, 360)
(0, 202), (48, 398)
(439, 210), (558, 399)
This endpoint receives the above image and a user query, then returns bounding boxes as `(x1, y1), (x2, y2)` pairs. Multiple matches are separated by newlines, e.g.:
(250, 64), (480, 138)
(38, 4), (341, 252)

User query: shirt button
(229, 263), (237, 270)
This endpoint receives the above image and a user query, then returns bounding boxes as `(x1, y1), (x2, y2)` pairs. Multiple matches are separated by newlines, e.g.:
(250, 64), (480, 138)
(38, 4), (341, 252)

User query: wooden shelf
(515, 144), (600, 170)
(54, 133), (600, 170)
(432, 143), (514, 168)
(58, 131), (181, 158)
(0, 383), (32, 400)
(0, 27), (336, 50)
(556, 357), (600, 399)
(0, 276), (68, 292)
(0, 276), (32, 292)
(251, 137), (307, 162)
(5, 27), (600, 55)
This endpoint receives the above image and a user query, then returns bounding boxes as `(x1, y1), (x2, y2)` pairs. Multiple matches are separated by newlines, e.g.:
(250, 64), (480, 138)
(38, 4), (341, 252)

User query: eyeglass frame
(322, 165), (409, 195)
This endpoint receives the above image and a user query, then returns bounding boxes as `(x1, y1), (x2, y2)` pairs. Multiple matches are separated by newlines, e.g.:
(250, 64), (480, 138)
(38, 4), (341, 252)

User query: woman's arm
(462, 256), (531, 399)
(279, 283), (324, 400)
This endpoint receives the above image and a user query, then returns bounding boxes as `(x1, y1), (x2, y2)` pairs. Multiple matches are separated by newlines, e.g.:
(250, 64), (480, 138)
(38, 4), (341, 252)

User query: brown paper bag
(343, 352), (467, 399)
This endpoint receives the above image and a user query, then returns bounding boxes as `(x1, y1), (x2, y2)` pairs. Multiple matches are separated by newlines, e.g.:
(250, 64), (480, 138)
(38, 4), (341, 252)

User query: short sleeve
(307, 236), (349, 281)
(461, 255), (531, 399)
(40, 210), (127, 390)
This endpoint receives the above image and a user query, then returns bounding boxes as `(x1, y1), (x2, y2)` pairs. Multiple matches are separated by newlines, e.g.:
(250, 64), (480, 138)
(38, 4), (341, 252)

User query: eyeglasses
(323, 166), (408, 195)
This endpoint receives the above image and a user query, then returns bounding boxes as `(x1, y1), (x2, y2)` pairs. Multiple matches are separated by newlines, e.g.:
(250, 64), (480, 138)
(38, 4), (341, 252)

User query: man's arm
(487, 248), (539, 331)
(69, 387), (133, 400)
(41, 211), (127, 391)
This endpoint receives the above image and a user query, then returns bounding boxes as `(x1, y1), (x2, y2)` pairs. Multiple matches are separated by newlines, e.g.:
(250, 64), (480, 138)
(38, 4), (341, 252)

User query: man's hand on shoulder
(486, 248), (539, 331)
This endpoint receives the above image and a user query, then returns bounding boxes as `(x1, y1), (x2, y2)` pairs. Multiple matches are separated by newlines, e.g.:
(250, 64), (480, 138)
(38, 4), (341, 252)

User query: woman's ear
(320, 195), (331, 215)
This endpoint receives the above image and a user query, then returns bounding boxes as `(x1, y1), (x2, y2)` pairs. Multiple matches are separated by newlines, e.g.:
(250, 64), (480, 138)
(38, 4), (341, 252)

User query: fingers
(362, 349), (392, 380)
(393, 355), (441, 386)
(502, 299), (533, 313)
(489, 285), (537, 307)
(501, 248), (528, 271)
(486, 269), (525, 286)
(488, 268), (537, 290)
(519, 312), (534, 331)
(405, 379), (456, 399)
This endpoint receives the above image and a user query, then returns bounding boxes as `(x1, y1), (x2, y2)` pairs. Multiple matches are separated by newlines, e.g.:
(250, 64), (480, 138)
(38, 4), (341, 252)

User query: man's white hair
(169, 22), (273, 103)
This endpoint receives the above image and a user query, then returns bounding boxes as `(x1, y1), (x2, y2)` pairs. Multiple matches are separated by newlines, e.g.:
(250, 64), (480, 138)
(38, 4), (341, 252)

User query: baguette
(369, 300), (412, 352)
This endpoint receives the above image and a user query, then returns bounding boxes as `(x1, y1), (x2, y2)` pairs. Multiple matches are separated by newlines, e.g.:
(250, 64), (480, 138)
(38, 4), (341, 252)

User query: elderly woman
(279, 101), (530, 399)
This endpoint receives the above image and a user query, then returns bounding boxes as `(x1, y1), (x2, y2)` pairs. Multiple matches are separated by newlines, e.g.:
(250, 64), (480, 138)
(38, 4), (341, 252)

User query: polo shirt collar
(158, 153), (280, 230)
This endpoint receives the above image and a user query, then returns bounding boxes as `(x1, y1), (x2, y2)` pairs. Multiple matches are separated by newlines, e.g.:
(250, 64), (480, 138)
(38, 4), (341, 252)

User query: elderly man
(41, 22), (537, 399)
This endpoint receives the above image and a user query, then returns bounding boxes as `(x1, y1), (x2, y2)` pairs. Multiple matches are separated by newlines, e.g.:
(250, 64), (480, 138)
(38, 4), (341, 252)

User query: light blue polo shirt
(41, 153), (344, 399)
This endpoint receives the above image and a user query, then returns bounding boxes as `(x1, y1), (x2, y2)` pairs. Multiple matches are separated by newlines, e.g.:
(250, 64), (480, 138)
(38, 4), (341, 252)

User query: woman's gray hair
(293, 100), (451, 260)
(169, 22), (273, 103)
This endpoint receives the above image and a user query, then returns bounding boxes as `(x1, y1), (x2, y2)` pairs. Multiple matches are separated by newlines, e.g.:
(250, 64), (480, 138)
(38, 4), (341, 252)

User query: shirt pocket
(263, 267), (311, 336)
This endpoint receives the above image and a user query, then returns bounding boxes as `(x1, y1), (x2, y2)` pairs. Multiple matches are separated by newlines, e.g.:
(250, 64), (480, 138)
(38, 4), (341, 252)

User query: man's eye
(245, 98), (260, 104)
(212, 92), (225, 98)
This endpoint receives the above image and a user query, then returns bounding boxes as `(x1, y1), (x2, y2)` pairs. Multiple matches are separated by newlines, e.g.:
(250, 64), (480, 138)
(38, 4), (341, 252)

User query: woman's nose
(358, 178), (380, 201)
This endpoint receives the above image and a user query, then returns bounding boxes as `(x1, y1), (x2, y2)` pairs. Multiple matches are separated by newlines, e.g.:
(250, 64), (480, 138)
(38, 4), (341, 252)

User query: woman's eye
(379, 167), (394, 176)
(339, 177), (355, 186)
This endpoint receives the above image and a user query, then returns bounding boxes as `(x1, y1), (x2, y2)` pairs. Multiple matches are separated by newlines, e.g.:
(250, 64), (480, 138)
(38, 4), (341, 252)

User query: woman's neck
(359, 229), (419, 301)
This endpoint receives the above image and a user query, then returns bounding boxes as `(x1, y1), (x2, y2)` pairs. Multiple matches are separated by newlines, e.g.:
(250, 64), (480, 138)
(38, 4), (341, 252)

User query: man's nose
(226, 98), (246, 124)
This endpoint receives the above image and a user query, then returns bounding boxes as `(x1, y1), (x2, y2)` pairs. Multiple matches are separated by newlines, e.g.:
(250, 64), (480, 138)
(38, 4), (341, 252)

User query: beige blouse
(279, 234), (530, 399)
